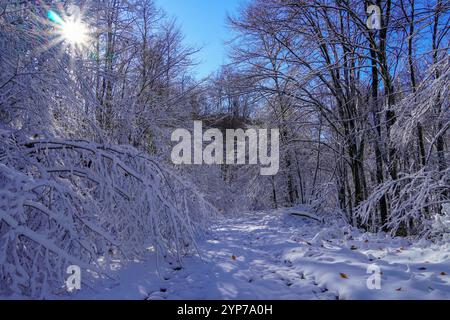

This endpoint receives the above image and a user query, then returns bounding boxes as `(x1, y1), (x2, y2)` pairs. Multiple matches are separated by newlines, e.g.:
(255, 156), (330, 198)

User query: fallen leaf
(340, 273), (349, 279)
(231, 255), (237, 261)
(396, 287), (402, 291)
(364, 239), (369, 243)
(440, 272), (447, 276)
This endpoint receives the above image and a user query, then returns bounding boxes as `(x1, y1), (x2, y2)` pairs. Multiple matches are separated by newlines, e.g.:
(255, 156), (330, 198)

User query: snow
(72, 210), (450, 300)
(1, 0), (449, 302)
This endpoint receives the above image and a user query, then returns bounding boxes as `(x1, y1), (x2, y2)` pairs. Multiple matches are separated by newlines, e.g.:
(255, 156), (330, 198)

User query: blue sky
(156, 0), (246, 79)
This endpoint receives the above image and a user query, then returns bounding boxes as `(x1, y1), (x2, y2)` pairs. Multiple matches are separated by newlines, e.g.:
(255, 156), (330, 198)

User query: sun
(61, 17), (89, 46)
(46, 7), (91, 54)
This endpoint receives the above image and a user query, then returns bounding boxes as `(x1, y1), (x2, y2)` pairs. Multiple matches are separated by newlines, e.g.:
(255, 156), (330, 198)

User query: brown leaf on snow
(231, 255), (237, 261)
(339, 273), (349, 279)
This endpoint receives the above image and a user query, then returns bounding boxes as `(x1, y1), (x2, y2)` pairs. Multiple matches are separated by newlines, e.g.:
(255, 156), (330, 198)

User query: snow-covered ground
(74, 211), (450, 300)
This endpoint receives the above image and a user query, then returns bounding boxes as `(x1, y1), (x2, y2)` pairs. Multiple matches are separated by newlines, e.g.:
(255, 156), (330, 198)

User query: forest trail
(146, 211), (336, 300)
(77, 211), (450, 300)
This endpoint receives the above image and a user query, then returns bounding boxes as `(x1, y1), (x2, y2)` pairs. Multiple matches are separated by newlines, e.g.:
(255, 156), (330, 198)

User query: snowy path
(76, 211), (450, 300)
(146, 212), (336, 300)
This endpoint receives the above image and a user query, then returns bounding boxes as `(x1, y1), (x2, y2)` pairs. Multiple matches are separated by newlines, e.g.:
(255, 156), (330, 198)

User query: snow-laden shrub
(430, 204), (450, 242)
(356, 168), (449, 236)
(0, 130), (217, 298)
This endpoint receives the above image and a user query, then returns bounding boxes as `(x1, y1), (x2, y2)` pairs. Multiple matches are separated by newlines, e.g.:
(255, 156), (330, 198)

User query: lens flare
(47, 10), (64, 25)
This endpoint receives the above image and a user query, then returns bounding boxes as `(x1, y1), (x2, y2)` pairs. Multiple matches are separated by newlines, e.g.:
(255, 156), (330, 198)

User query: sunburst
(38, 4), (92, 59)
